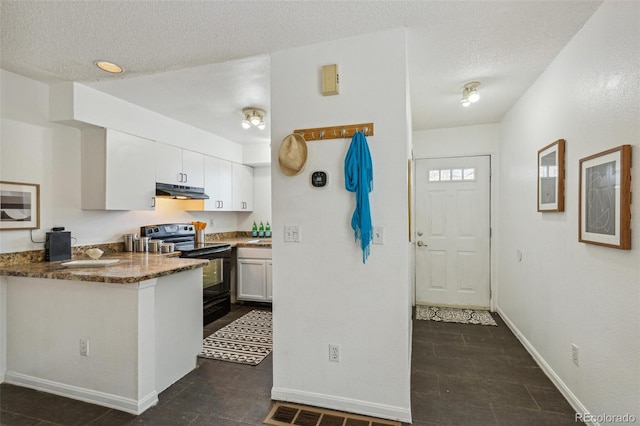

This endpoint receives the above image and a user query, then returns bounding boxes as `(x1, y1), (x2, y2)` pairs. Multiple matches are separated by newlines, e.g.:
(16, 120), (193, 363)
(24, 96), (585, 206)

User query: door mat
(264, 402), (401, 426)
(415, 305), (497, 326)
(199, 309), (272, 365)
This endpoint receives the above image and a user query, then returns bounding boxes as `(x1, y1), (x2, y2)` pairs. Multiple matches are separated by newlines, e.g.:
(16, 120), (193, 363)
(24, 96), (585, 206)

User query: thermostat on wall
(311, 171), (329, 188)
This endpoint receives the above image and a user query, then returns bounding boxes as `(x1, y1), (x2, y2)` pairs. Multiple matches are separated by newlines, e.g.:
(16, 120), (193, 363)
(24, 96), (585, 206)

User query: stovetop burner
(140, 223), (231, 257)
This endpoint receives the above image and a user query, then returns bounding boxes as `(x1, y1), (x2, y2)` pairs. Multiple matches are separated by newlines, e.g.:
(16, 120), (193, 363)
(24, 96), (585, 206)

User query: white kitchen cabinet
(232, 163), (254, 211)
(266, 260), (273, 301)
(155, 143), (204, 188)
(81, 128), (156, 210)
(203, 156), (233, 211)
(237, 247), (272, 303)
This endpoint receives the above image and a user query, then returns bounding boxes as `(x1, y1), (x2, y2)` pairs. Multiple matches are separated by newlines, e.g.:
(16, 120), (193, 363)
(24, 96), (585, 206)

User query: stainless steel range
(141, 223), (232, 325)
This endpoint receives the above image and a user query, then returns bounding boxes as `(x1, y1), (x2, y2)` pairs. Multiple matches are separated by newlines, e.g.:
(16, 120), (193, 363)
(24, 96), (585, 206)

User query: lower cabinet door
(266, 260), (273, 301)
(237, 258), (267, 301)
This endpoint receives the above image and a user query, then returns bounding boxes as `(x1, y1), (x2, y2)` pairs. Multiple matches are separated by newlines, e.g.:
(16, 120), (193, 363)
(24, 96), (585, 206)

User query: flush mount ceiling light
(460, 81), (481, 107)
(94, 60), (124, 74)
(242, 108), (266, 130)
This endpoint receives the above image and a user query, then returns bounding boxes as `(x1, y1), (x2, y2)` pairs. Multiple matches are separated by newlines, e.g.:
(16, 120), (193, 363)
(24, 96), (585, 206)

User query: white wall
(0, 70), (246, 254)
(498, 1), (639, 420)
(413, 124), (501, 310)
(270, 29), (412, 422)
(50, 82), (243, 163)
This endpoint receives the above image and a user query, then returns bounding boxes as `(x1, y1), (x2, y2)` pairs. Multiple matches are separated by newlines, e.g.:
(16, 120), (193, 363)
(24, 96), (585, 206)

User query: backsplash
(0, 232), (253, 266)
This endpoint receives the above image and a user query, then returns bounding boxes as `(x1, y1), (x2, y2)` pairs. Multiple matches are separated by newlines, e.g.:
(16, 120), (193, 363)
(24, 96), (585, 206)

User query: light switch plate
(284, 225), (301, 242)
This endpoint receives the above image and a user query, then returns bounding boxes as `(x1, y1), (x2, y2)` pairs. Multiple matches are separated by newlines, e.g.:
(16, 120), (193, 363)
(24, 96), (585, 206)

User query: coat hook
(341, 128), (347, 138)
(363, 126), (369, 135)
(319, 130), (325, 140)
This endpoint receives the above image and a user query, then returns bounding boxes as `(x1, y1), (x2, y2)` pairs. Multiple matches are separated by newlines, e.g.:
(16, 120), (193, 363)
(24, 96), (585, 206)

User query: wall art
(0, 181), (40, 230)
(579, 145), (631, 249)
(538, 139), (565, 212)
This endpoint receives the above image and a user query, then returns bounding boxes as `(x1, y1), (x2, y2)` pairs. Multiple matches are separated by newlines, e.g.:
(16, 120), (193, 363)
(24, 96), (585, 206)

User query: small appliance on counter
(45, 227), (71, 261)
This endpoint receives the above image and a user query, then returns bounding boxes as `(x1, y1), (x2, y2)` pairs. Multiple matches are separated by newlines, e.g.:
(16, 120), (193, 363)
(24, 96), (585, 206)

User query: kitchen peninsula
(0, 252), (208, 415)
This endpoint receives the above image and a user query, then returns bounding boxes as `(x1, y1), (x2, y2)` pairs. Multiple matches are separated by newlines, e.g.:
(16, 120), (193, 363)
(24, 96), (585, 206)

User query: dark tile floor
(0, 306), (580, 426)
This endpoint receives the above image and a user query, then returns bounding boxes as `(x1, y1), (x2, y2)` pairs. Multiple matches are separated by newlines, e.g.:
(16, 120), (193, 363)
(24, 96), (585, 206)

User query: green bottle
(258, 221), (265, 238)
(252, 221), (258, 237)
(265, 221), (271, 238)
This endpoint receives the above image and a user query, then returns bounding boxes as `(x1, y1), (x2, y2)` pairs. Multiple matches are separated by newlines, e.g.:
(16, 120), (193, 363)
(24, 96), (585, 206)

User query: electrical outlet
(329, 344), (340, 362)
(373, 226), (384, 245)
(571, 343), (579, 366)
(80, 339), (89, 357)
(209, 219), (214, 228)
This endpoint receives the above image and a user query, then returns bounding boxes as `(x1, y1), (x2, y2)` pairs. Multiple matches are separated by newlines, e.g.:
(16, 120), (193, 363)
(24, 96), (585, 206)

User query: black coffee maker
(45, 227), (71, 261)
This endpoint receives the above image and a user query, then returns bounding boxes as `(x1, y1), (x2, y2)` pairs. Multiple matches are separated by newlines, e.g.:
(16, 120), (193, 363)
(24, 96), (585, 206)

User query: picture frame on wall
(0, 181), (41, 230)
(537, 139), (565, 212)
(579, 145), (632, 250)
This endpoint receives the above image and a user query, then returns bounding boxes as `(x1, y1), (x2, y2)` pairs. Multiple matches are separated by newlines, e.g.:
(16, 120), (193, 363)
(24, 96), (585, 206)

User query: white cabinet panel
(237, 248), (272, 303)
(82, 128), (156, 211)
(237, 259), (267, 301)
(155, 143), (183, 185)
(232, 163), (254, 211)
(266, 260), (273, 302)
(155, 144), (204, 187)
(203, 156), (233, 211)
(182, 149), (204, 188)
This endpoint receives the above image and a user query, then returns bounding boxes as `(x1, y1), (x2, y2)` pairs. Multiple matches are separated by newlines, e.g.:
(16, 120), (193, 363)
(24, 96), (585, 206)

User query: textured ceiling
(1, 0), (602, 145)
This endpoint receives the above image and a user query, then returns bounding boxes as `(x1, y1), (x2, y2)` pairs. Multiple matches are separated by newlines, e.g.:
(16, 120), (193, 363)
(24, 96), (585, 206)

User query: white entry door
(415, 156), (491, 308)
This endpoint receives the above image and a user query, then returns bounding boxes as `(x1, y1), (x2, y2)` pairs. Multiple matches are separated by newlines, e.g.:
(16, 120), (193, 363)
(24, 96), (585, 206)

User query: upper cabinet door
(232, 163), (254, 211)
(155, 143), (183, 185)
(181, 150), (204, 188)
(155, 145), (204, 188)
(81, 128), (155, 211)
(105, 130), (156, 210)
(203, 156), (233, 211)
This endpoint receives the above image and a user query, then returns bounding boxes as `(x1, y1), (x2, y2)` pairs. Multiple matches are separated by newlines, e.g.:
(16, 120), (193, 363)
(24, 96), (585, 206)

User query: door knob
(417, 240), (427, 247)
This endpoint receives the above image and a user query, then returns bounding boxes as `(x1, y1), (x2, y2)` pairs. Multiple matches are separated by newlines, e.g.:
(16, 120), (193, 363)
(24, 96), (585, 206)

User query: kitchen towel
(344, 131), (373, 263)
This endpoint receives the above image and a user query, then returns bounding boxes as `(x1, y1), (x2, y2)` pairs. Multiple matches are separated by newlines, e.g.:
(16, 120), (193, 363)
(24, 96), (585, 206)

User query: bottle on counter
(258, 221), (265, 238)
(252, 221), (258, 237)
(265, 221), (271, 238)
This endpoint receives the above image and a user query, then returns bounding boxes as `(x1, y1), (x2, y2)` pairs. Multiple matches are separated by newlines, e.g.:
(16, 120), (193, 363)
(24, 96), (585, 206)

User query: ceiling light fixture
(460, 81), (481, 107)
(95, 60), (124, 74)
(242, 108), (266, 130)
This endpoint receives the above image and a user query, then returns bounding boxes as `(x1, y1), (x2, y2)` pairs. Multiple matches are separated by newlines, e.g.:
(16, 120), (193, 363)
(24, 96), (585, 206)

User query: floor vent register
(264, 402), (401, 426)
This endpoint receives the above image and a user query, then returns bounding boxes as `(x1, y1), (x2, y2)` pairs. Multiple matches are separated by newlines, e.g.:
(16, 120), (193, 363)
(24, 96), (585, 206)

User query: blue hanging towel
(344, 131), (373, 263)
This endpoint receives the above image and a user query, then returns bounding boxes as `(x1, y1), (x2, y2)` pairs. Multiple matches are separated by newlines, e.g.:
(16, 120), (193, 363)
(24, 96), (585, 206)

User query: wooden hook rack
(293, 122), (374, 141)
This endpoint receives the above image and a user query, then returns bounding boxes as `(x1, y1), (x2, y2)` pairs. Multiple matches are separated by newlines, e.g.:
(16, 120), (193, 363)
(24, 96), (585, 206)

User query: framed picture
(537, 139), (565, 212)
(579, 145), (632, 249)
(0, 181), (40, 230)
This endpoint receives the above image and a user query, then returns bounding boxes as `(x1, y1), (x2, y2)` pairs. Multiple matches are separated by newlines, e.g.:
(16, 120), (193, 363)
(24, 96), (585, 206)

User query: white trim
(271, 386), (411, 423)
(496, 307), (598, 426)
(4, 371), (158, 415)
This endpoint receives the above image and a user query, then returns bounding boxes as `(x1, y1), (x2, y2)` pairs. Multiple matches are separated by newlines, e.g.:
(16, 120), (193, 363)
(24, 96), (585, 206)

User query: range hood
(155, 183), (209, 200)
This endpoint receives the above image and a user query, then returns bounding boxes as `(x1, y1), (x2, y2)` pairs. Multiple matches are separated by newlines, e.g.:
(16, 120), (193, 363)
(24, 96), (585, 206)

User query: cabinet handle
(178, 172), (183, 182)
(184, 173), (188, 183)
(151, 197), (156, 207)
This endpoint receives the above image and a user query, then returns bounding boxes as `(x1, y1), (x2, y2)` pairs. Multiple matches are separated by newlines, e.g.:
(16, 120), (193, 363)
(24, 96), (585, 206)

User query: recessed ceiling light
(95, 60), (124, 74)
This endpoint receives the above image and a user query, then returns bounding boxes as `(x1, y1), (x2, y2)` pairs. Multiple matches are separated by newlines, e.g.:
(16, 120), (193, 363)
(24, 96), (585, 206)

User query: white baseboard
(271, 386), (412, 423)
(4, 371), (158, 415)
(496, 307), (597, 426)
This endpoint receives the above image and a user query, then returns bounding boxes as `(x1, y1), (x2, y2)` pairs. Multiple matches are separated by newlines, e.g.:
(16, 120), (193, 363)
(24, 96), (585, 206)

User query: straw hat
(278, 133), (308, 176)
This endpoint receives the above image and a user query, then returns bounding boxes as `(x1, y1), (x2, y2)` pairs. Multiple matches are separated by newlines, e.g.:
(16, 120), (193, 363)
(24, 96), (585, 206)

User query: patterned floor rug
(415, 305), (497, 326)
(199, 309), (272, 365)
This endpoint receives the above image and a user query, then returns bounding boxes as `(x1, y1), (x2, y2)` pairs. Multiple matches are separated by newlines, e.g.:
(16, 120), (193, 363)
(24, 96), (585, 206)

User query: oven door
(202, 258), (224, 289)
